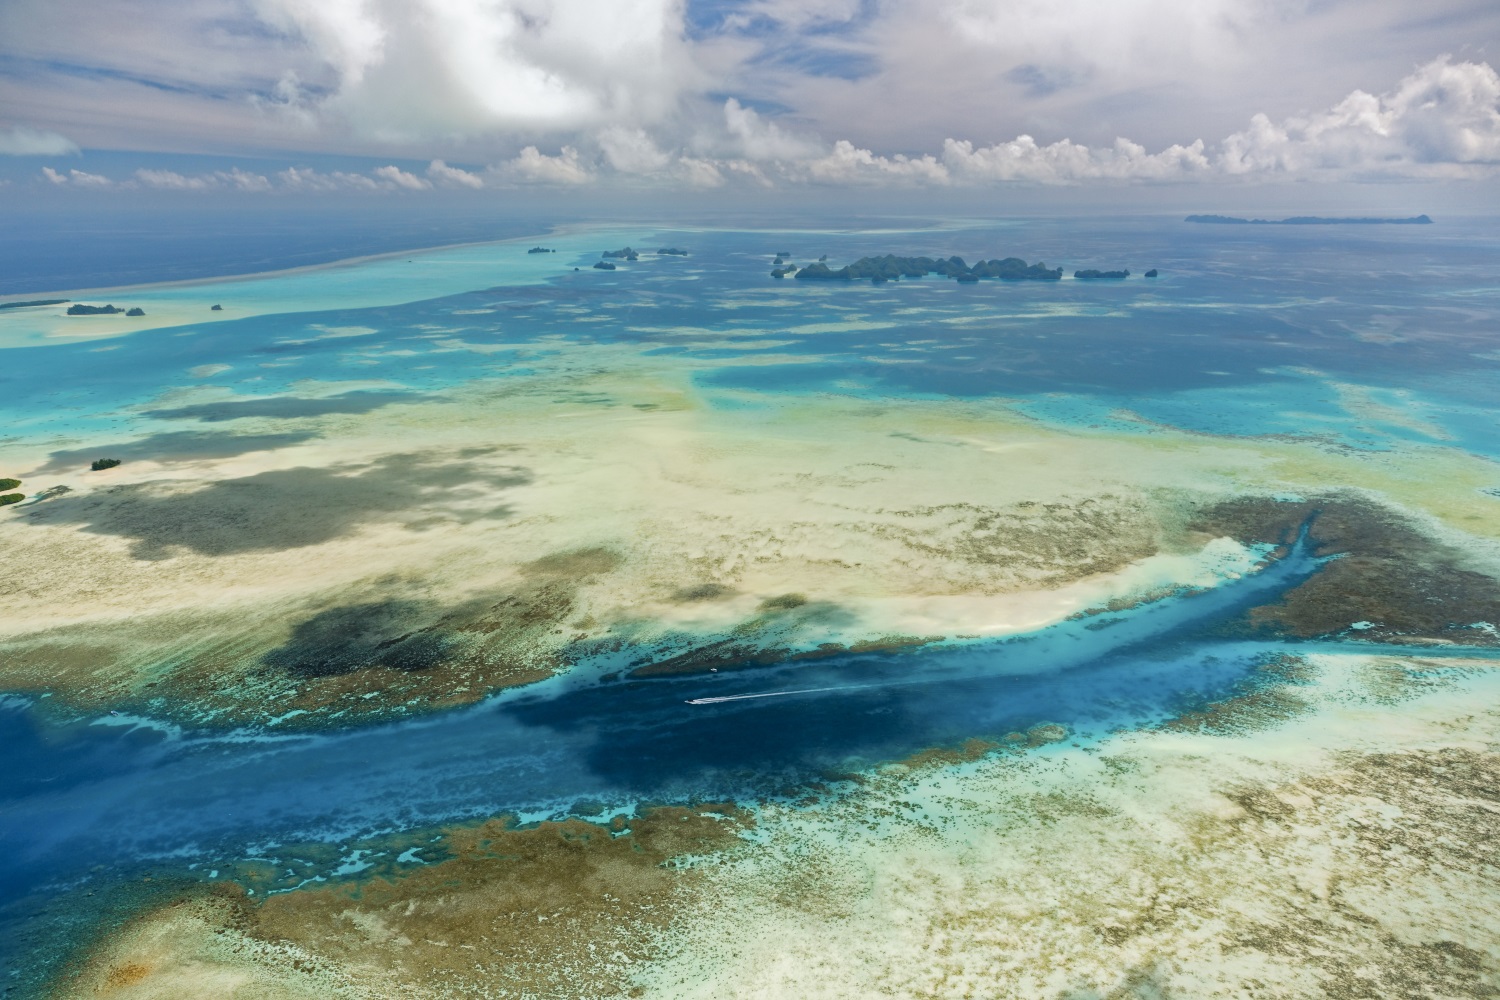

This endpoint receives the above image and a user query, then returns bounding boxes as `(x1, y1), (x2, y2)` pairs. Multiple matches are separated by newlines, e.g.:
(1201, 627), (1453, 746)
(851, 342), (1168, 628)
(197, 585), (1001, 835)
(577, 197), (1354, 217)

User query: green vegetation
(1074, 268), (1131, 280)
(656, 248), (689, 256)
(527, 246), (556, 254)
(592, 261), (617, 271)
(66, 304), (122, 316)
(792, 254), (1064, 284)
(1145, 269), (1159, 278)
(125, 307), (146, 317)
(0, 494), (22, 506)
(211, 304), (223, 310)
(601, 247), (639, 261)
(90, 458), (121, 471)
(0, 478), (19, 491)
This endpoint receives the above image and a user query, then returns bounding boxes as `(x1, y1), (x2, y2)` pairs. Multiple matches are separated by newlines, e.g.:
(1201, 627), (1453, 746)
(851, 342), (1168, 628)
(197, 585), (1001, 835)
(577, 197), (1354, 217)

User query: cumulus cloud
(943, 136), (1210, 183)
(249, 0), (699, 140)
(722, 99), (819, 161)
(427, 159), (485, 188)
(41, 166), (112, 187)
(24, 55), (1500, 194)
(598, 126), (673, 174)
(503, 145), (592, 184)
(1220, 56), (1500, 178)
(803, 140), (948, 184)
(0, 125), (79, 156)
(372, 164), (431, 190)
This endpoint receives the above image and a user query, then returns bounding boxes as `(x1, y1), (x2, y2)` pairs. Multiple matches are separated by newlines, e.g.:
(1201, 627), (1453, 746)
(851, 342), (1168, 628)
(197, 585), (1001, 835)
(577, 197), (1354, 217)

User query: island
(90, 458), (121, 471)
(793, 255), (1064, 284)
(1185, 214), (1433, 225)
(1145, 269), (1159, 278)
(0, 299), (67, 311)
(211, 304), (223, 311)
(771, 265), (798, 278)
(657, 248), (689, 256)
(527, 247), (556, 254)
(1074, 269), (1130, 280)
(593, 261), (617, 271)
(66, 304), (122, 316)
(126, 307), (146, 317)
(602, 247), (639, 261)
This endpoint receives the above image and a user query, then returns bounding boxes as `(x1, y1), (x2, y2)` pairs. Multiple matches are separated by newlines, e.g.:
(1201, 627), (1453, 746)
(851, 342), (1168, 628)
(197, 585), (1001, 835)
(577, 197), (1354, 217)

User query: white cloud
(0, 125), (79, 156)
(276, 165), (382, 191)
(504, 145), (592, 184)
(41, 166), (112, 187)
(249, 0), (699, 140)
(134, 168), (214, 191)
(722, 99), (819, 161)
(942, 136), (1210, 183)
(1220, 56), (1500, 178)
(804, 140), (949, 185)
(223, 167), (274, 192)
(598, 126), (672, 174)
(675, 156), (725, 187)
(372, 164), (432, 190)
(427, 158), (485, 188)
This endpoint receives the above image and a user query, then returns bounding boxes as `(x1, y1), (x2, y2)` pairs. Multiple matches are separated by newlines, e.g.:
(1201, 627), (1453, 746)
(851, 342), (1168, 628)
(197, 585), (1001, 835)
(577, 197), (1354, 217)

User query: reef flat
(4, 217), (1500, 998)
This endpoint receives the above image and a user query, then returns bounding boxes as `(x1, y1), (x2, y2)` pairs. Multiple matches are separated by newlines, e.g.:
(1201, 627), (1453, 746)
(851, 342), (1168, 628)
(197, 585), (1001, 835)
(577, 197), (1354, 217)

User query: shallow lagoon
(3, 217), (1500, 997)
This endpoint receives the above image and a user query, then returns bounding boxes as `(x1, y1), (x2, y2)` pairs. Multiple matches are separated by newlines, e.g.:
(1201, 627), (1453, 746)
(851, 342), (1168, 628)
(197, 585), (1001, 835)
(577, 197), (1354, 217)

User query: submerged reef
(52, 805), (750, 1000)
(793, 255), (1065, 284)
(1190, 493), (1500, 646)
(1186, 213), (1434, 225)
(0, 298), (67, 310)
(65, 304), (122, 316)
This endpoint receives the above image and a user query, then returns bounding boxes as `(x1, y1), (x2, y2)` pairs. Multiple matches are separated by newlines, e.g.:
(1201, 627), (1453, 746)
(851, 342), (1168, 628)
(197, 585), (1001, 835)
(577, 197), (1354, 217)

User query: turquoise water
(5, 217), (1500, 458)
(3, 216), (1500, 990)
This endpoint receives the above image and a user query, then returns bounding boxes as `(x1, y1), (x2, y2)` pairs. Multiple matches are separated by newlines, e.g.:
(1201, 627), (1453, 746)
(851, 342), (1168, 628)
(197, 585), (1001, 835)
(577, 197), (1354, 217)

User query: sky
(1, 0), (1498, 202)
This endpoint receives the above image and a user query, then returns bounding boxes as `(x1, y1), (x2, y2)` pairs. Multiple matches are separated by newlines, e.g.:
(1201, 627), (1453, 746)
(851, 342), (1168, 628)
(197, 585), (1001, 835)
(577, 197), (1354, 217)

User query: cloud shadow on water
(20, 452), (529, 559)
(32, 430), (321, 476)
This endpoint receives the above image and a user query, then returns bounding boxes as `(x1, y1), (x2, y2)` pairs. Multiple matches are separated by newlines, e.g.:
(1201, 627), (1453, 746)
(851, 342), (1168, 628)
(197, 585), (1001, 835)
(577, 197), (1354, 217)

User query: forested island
(790, 255), (1065, 283)
(657, 248), (689, 256)
(602, 247), (639, 261)
(1186, 214), (1433, 225)
(66, 304), (123, 315)
(1074, 269), (1130, 280)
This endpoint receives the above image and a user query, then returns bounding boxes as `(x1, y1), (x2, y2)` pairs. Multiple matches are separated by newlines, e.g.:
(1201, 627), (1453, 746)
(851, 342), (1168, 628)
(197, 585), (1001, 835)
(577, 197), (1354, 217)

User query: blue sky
(1, 0), (1498, 195)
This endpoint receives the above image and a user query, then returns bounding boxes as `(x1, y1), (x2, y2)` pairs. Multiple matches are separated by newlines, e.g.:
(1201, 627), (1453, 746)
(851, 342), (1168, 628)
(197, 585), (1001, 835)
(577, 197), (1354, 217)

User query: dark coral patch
(1188, 494), (1500, 645)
